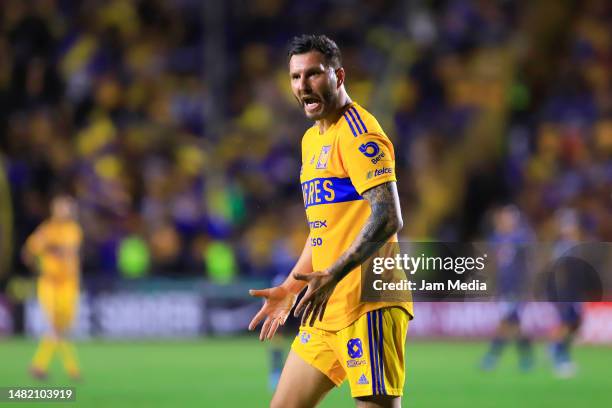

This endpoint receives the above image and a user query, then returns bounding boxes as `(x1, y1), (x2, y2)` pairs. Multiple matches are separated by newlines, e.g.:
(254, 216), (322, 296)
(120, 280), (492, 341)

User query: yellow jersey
(26, 219), (82, 284)
(300, 102), (413, 331)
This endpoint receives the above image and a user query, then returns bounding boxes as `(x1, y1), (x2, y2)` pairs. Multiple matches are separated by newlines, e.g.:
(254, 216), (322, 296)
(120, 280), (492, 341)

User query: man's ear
(335, 67), (345, 89)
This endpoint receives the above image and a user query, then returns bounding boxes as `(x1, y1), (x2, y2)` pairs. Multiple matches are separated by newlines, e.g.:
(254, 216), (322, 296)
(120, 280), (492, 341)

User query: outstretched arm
(294, 181), (402, 326)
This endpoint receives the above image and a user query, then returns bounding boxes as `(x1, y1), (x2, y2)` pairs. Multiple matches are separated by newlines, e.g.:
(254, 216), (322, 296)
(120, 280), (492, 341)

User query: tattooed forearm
(326, 182), (403, 282)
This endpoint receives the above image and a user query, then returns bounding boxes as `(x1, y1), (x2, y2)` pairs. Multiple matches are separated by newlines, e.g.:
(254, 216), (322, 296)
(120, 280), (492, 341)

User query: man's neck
(316, 92), (352, 134)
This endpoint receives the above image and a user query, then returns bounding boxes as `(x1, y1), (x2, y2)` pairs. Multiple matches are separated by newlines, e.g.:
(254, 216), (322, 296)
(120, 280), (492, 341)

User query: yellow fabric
(58, 340), (80, 375)
(32, 336), (57, 370)
(291, 307), (409, 397)
(31, 337), (80, 375)
(38, 281), (79, 331)
(300, 102), (413, 331)
(26, 220), (82, 284)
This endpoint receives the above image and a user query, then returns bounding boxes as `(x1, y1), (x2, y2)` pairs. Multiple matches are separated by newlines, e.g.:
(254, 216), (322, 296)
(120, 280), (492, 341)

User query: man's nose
(297, 76), (310, 92)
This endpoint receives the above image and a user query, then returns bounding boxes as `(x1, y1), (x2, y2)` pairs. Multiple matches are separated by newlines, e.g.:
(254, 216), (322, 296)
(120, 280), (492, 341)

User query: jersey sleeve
(339, 132), (397, 195)
(25, 224), (47, 257)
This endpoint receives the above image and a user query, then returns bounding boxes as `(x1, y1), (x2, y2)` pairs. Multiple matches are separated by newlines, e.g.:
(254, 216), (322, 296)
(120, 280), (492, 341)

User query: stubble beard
(304, 88), (337, 121)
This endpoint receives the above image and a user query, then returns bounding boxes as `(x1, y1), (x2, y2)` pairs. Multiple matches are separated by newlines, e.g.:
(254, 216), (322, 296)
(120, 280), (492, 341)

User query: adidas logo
(357, 374), (369, 385)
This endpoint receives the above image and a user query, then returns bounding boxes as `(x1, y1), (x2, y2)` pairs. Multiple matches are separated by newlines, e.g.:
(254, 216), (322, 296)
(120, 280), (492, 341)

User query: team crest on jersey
(347, 338), (367, 368)
(347, 338), (363, 358)
(299, 331), (311, 344)
(316, 145), (332, 169)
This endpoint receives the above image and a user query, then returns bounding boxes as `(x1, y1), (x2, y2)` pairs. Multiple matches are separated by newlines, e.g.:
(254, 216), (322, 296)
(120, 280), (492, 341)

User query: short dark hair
(288, 34), (342, 69)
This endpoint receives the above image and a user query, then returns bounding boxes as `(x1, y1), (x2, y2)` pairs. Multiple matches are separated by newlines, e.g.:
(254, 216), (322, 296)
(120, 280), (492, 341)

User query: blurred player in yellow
(249, 35), (412, 407)
(23, 195), (82, 380)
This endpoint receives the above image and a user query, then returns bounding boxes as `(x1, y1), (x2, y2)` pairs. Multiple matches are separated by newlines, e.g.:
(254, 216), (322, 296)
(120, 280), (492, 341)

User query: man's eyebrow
(304, 66), (325, 75)
(291, 64), (325, 73)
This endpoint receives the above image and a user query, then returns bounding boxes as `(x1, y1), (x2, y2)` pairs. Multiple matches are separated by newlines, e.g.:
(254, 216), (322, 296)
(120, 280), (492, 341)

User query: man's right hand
(248, 286), (298, 341)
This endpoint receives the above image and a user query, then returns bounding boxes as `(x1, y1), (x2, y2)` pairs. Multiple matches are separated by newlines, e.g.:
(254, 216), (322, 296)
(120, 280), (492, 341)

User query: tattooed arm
(325, 181), (402, 280)
(293, 181), (403, 325)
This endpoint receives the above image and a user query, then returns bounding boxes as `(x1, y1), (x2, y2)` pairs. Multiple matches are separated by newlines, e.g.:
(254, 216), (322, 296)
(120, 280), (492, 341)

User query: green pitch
(0, 338), (610, 407)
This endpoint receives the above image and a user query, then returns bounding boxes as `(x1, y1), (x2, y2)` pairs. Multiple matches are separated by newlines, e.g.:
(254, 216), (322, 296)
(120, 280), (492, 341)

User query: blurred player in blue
(481, 205), (535, 372)
(549, 208), (584, 378)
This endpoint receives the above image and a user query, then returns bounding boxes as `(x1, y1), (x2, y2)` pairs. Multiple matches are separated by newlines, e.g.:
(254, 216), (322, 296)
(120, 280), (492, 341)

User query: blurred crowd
(0, 0), (610, 285)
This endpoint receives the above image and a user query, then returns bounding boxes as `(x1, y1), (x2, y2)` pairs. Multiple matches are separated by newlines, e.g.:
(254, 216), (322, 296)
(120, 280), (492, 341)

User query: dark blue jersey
(490, 228), (532, 297)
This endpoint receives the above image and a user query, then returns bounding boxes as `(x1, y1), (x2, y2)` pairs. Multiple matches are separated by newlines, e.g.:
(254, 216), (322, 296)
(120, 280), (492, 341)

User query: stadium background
(0, 0), (610, 407)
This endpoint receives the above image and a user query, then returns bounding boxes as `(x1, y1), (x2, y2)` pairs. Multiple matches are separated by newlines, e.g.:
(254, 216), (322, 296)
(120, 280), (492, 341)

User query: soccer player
(249, 35), (413, 408)
(23, 195), (83, 380)
(480, 205), (534, 372)
(549, 208), (584, 378)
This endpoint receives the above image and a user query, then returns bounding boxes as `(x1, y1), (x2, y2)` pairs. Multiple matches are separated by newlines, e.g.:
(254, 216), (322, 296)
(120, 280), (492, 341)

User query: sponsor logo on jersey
(347, 359), (368, 368)
(374, 168), (392, 177)
(359, 142), (380, 158)
(370, 152), (385, 164)
(366, 168), (393, 180)
(308, 220), (328, 229)
(316, 145), (332, 169)
(357, 374), (370, 385)
(360, 142), (386, 163)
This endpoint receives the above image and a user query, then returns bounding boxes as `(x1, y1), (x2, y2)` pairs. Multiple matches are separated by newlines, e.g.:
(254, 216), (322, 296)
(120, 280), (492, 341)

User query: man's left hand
(293, 270), (338, 326)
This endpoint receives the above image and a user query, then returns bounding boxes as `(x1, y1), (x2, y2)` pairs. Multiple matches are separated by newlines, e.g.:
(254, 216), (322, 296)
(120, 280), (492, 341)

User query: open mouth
(302, 96), (322, 113)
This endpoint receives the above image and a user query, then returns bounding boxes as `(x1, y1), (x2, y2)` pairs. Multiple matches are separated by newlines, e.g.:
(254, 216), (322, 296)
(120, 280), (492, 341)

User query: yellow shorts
(291, 307), (409, 397)
(38, 281), (79, 332)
